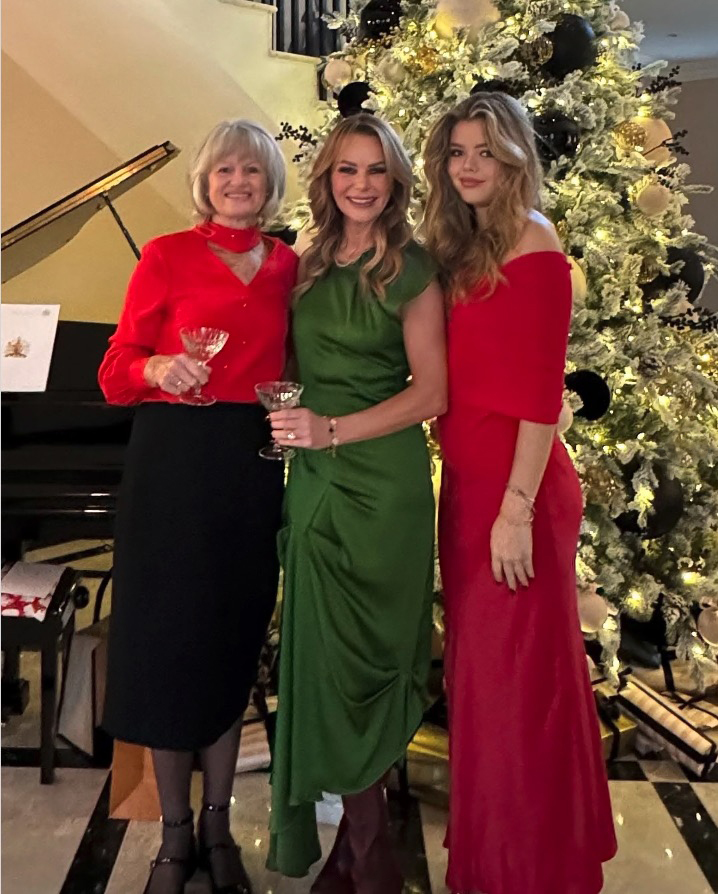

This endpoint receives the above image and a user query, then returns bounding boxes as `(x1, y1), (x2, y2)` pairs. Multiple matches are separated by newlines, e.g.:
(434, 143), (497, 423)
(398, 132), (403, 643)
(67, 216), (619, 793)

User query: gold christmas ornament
(558, 401), (574, 435)
(569, 257), (588, 303)
(697, 608), (718, 646)
(433, 11), (456, 39)
(406, 46), (442, 76)
(556, 219), (570, 245)
(614, 120), (646, 151)
(435, 0), (500, 31)
(520, 36), (553, 66)
(635, 183), (672, 217)
(635, 117), (673, 166)
(581, 463), (619, 501)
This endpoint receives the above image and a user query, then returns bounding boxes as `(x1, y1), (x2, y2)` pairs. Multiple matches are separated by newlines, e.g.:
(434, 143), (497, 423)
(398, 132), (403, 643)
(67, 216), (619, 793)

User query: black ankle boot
(142, 811), (197, 894)
(197, 802), (253, 894)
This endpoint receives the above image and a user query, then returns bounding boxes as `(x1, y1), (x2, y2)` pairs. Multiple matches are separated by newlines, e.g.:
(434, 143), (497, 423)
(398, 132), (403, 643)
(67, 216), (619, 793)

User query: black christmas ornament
(533, 112), (581, 166)
(564, 370), (611, 420)
(471, 79), (521, 99)
(643, 246), (705, 304)
(616, 460), (685, 539)
(358, 0), (401, 42)
(337, 82), (373, 118)
(542, 14), (597, 80)
(265, 226), (297, 247)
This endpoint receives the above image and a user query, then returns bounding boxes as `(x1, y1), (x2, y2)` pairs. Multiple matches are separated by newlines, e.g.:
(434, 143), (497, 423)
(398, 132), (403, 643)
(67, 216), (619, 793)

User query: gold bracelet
(325, 416), (339, 456)
(505, 483), (536, 520)
(499, 512), (533, 528)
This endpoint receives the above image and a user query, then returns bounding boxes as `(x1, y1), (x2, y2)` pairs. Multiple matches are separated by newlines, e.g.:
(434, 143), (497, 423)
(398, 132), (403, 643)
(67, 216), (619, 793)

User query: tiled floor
(2, 760), (718, 894)
(3, 542), (718, 893)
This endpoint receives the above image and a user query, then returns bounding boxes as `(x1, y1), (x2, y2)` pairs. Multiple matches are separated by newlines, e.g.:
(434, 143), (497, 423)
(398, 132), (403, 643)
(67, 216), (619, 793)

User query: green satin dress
(267, 241), (437, 877)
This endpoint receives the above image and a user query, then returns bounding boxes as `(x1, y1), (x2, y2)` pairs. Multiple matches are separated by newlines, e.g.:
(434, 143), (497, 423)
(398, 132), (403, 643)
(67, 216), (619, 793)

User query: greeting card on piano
(1, 561), (64, 621)
(1, 304), (60, 392)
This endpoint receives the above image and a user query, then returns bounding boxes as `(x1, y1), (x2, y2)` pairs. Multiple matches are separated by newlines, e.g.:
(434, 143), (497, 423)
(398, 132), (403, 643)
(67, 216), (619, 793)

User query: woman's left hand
(270, 408), (331, 450)
(490, 513), (534, 593)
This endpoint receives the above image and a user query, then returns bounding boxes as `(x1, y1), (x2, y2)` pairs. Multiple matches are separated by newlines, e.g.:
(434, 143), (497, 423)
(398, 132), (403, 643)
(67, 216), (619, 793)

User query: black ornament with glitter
(358, 0), (401, 42)
(533, 112), (581, 166)
(542, 14), (597, 80)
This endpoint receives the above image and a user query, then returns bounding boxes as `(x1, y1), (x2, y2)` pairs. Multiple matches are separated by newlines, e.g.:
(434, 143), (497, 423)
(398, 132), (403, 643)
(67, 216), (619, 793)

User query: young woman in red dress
(423, 92), (617, 894)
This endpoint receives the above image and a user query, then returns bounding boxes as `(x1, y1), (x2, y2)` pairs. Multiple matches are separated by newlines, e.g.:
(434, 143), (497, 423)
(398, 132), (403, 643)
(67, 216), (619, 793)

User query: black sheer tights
(146, 718), (244, 894)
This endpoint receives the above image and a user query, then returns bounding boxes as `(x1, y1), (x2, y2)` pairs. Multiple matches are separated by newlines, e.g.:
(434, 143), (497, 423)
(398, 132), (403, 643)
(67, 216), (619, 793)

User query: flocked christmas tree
(277, 0), (718, 682)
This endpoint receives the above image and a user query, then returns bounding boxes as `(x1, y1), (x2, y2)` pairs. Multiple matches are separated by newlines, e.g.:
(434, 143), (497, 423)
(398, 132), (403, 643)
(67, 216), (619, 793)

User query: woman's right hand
(143, 354), (209, 396)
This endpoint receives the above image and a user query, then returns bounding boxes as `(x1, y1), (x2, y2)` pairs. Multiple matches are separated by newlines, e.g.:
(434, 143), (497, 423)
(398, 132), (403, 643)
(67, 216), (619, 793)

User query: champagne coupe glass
(255, 381), (304, 460)
(179, 327), (229, 406)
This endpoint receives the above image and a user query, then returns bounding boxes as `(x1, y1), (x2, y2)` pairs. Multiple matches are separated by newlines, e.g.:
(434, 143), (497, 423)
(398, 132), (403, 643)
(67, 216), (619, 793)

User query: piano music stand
(2, 568), (87, 783)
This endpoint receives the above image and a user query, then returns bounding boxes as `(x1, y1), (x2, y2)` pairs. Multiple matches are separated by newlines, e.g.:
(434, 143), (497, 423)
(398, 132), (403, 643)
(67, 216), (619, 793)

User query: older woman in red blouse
(99, 119), (297, 894)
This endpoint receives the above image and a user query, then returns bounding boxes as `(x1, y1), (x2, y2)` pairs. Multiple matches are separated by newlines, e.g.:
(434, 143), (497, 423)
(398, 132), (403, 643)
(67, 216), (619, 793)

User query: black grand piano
(1, 143), (178, 731)
(2, 142), (178, 560)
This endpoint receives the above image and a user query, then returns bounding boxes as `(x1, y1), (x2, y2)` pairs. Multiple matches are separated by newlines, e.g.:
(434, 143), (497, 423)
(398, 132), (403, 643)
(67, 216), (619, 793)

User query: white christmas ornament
(324, 59), (353, 90)
(569, 257), (587, 303)
(697, 608), (718, 647)
(635, 117), (673, 166)
(577, 583), (609, 634)
(436, 0), (500, 31)
(636, 183), (672, 217)
(608, 7), (631, 30)
(558, 401), (574, 435)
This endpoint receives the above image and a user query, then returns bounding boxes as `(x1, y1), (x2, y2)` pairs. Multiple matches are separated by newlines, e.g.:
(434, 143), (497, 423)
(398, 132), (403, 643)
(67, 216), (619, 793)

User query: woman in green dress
(267, 113), (446, 893)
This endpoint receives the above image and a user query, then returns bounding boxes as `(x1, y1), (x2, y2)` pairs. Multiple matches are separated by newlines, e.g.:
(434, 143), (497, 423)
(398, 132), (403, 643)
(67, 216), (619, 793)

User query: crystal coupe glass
(179, 327), (229, 406)
(254, 380), (304, 460)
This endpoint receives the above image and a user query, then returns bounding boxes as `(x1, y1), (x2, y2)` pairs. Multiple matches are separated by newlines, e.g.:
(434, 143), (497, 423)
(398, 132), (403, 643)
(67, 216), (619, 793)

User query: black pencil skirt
(103, 402), (284, 750)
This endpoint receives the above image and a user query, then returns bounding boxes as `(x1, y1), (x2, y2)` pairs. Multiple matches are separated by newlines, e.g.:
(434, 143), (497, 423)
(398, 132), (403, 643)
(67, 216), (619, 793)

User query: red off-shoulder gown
(438, 252), (617, 894)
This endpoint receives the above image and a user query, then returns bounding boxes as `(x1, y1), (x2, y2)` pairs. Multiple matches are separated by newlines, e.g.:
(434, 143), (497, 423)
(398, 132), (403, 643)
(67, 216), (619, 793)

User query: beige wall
(673, 77), (718, 310)
(1, 53), (186, 323)
(1, 0), (321, 323)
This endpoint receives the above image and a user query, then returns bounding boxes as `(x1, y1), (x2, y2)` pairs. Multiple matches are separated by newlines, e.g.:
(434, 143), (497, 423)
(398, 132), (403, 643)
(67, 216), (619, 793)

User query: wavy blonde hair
(423, 92), (542, 303)
(295, 114), (413, 300)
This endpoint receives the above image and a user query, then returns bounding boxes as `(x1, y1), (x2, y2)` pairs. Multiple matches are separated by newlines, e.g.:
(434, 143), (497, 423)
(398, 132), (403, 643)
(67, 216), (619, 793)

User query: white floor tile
(1, 767), (108, 894)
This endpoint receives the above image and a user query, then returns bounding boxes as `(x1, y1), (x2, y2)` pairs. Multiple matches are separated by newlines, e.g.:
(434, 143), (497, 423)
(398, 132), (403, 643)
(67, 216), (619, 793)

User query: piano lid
(1, 141), (179, 282)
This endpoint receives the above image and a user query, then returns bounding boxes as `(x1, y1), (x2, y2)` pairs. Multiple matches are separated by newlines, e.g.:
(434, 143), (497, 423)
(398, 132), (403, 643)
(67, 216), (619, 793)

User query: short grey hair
(189, 119), (286, 224)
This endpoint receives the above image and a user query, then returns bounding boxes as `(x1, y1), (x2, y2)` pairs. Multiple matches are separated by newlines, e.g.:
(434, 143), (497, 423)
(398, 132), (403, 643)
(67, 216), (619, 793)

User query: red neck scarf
(196, 220), (262, 253)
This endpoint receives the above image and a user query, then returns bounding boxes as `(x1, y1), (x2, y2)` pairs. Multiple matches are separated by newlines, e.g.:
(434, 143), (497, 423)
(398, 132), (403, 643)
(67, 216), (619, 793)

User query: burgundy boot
(342, 782), (403, 894)
(310, 815), (354, 893)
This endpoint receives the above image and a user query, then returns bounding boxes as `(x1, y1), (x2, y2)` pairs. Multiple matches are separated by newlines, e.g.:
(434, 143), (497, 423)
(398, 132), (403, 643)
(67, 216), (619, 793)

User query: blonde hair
(423, 93), (542, 303)
(189, 119), (286, 224)
(295, 114), (413, 300)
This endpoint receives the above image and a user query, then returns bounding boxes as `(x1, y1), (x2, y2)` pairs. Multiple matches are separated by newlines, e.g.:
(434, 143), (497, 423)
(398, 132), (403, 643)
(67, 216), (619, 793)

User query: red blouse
(98, 228), (298, 405)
